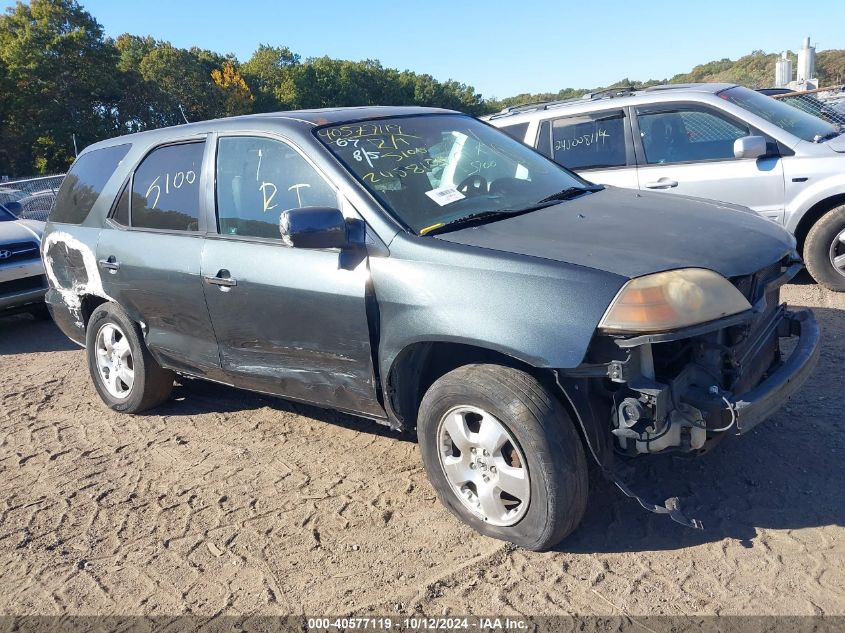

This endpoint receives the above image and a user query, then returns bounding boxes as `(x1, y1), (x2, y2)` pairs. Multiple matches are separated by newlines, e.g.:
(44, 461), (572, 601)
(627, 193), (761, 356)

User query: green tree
(241, 44), (300, 111)
(137, 44), (225, 124)
(818, 50), (845, 85)
(211, 61), (255, 116)
(0, 0), (120, 174)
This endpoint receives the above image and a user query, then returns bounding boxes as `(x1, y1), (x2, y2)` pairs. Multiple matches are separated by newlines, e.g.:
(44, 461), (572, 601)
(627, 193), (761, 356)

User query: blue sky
(3, 0), (844, 97)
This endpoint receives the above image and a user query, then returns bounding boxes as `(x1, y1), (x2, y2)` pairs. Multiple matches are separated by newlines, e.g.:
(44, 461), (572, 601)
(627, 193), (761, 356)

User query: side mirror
(733, 135), (767, 159)
(279, 206), (351, 249)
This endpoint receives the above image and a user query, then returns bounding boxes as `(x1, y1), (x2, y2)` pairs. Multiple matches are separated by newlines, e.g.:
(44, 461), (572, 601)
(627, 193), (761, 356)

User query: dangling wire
(709, 396), (737, 433)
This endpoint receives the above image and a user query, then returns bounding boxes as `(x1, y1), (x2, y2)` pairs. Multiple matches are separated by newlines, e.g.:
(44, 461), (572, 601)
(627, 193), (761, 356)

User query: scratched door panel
(200, 238), (383, 417)
(97, 229), (222, 376)
(204, 135), (383, 417)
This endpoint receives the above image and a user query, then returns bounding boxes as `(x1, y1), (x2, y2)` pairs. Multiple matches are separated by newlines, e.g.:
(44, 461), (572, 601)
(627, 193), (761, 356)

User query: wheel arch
(79, 294), (110, 331)
(384, 340), (585, 434)
(793, 193), (845, 255)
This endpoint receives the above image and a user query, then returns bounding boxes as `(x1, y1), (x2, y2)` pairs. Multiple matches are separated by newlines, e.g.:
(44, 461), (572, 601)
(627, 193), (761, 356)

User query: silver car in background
(0, 205), (48, 319)
(488, 84), (845, 291)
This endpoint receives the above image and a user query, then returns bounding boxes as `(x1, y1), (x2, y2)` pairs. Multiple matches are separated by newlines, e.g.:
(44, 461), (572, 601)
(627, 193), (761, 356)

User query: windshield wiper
(421, 186), (606, 236)
(814, 126), (842, 142)
(422, 211), (515, 236)
(536, 184), (604, 204)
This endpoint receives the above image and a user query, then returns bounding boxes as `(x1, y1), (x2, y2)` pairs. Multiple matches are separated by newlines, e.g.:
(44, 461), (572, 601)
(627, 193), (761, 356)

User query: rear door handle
(644, 178), (678, 190)
(203, 269), (237, 288)
(98, 256), (120, 272)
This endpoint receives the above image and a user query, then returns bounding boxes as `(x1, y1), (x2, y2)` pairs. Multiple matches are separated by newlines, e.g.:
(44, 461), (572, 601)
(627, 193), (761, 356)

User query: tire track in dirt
(0, 282), (843, 616)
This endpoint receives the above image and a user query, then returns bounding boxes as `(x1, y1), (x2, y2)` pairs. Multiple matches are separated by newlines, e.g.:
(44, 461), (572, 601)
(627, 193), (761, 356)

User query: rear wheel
(804, 204), (845, 292)
(85, 303), (174, 413)
(417, 364), (588, 551)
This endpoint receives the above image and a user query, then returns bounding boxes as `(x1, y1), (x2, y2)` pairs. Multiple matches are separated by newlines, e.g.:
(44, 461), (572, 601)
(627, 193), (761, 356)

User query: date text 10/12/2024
(307, 617), (529, 631)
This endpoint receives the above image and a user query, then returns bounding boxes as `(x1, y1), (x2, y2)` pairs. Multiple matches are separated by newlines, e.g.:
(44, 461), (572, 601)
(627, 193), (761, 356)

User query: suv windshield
(316, 114), (593, 234)
(720, 86), (839, 142)
(0, 206), (14, 221)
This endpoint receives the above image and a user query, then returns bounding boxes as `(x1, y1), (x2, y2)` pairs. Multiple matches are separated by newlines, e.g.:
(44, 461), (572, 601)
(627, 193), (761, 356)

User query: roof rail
(643, 83), (699, 92)
(488, 85), (639, 120)
(488, 98), (577, 119)
(580, 85), (637, 100)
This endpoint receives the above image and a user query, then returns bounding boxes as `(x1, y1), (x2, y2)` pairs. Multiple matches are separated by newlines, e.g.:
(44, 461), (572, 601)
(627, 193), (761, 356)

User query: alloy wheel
(830, 227), (845, 278)
(95, 323), (134, 399)
(436, 405), (530, 526)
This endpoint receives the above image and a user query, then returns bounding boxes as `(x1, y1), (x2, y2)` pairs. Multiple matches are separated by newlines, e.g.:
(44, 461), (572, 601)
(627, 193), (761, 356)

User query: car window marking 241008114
(555, 128), (611, 153)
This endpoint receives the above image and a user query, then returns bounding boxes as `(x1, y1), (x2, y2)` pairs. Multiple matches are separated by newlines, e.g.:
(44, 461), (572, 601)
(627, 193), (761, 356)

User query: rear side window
(550, 110), (627, 170)
(50, 144), (131, 224)
(131, 142), (204, 231)
(498, 122), (529, 143)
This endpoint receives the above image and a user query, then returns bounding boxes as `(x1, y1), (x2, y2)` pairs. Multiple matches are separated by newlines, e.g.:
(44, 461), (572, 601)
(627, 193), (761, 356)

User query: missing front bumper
(576, 303), (820, 455)
(731, 309), (820, 433)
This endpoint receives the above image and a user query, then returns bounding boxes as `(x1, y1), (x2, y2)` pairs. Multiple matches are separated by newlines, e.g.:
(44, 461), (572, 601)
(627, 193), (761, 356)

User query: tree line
(493, 50), (845, 110)
(0, 0), (488, 177)
(1, 0), (843, 177)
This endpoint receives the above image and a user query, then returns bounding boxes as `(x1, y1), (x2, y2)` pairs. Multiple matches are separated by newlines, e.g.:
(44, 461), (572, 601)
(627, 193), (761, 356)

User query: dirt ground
(0, 279), (843, 618)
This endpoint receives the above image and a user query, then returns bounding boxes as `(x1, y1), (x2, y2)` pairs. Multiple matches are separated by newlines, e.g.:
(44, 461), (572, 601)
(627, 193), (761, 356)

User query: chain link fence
(769, 86), (845, 128)
(0, 174), (65, 222)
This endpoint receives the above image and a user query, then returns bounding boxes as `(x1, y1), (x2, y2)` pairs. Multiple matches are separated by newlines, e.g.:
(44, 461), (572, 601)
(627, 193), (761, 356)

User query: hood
(437, 187), (795, 279)
(0, 219), (43, 244)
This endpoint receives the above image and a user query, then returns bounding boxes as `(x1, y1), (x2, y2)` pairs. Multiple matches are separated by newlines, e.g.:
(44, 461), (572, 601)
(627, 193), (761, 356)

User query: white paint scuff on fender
(41, 231), (113, 324)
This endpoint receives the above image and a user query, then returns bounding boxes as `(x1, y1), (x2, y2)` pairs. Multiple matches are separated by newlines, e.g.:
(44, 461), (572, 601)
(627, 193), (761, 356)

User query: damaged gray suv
(44, 107), (819, 550)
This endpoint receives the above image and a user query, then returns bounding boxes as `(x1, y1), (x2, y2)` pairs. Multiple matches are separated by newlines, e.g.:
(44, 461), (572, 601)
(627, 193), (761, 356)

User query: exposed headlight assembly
(598, 268), (751, 334)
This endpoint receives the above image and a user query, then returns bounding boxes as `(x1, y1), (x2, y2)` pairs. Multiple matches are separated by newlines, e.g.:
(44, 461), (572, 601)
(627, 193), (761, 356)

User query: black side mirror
(279, 206), (351, 249)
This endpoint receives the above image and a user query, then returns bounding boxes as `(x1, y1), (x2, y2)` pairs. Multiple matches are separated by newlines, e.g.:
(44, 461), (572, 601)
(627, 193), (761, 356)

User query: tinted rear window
(551, 110), (627, 170)
(131, 142), (204, 232)
(50, 144), (131, 224)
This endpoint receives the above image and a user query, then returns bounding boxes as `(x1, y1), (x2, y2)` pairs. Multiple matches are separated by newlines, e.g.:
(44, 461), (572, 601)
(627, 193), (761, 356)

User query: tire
(28, 303), (52, 320)
(417, 364), (588, 551)
(803, 204), (845, 292)
(85, 303), (174, 413)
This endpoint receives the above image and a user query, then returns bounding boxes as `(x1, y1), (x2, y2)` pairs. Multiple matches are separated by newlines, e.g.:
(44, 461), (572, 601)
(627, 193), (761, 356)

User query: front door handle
(203, 269), (237, 289)
(98, 256), (120, 272)
(644, 178), (679, 190)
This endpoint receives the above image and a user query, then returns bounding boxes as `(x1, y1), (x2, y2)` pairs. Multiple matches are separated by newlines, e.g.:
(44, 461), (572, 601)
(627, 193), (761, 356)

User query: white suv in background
(487, 84), (845, 291)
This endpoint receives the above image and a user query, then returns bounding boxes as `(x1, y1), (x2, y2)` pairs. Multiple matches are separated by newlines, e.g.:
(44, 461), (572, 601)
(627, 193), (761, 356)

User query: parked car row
(0, 176), (63, 222)
(0, 204), (48, 319)
(0, 176), (65, 318)
(758, 87), (845, 127)
(487, 83), (845, 291)
(40, 102), (820, 549)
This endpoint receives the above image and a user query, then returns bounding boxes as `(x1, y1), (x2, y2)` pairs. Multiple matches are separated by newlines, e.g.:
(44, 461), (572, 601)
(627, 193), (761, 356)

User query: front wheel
(417, 364), (588, 551)
(804, 204), (845, 292)
(85, 303), (174, 413)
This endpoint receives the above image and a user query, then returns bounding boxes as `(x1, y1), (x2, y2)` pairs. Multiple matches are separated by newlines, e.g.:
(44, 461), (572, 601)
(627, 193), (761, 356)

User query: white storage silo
(796, 37), (816, 85)
(775, 52), (792, 88)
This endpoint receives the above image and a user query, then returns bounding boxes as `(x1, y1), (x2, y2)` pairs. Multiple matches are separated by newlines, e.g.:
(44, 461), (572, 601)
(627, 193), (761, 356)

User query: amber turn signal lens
(598, 268), (751, 334)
